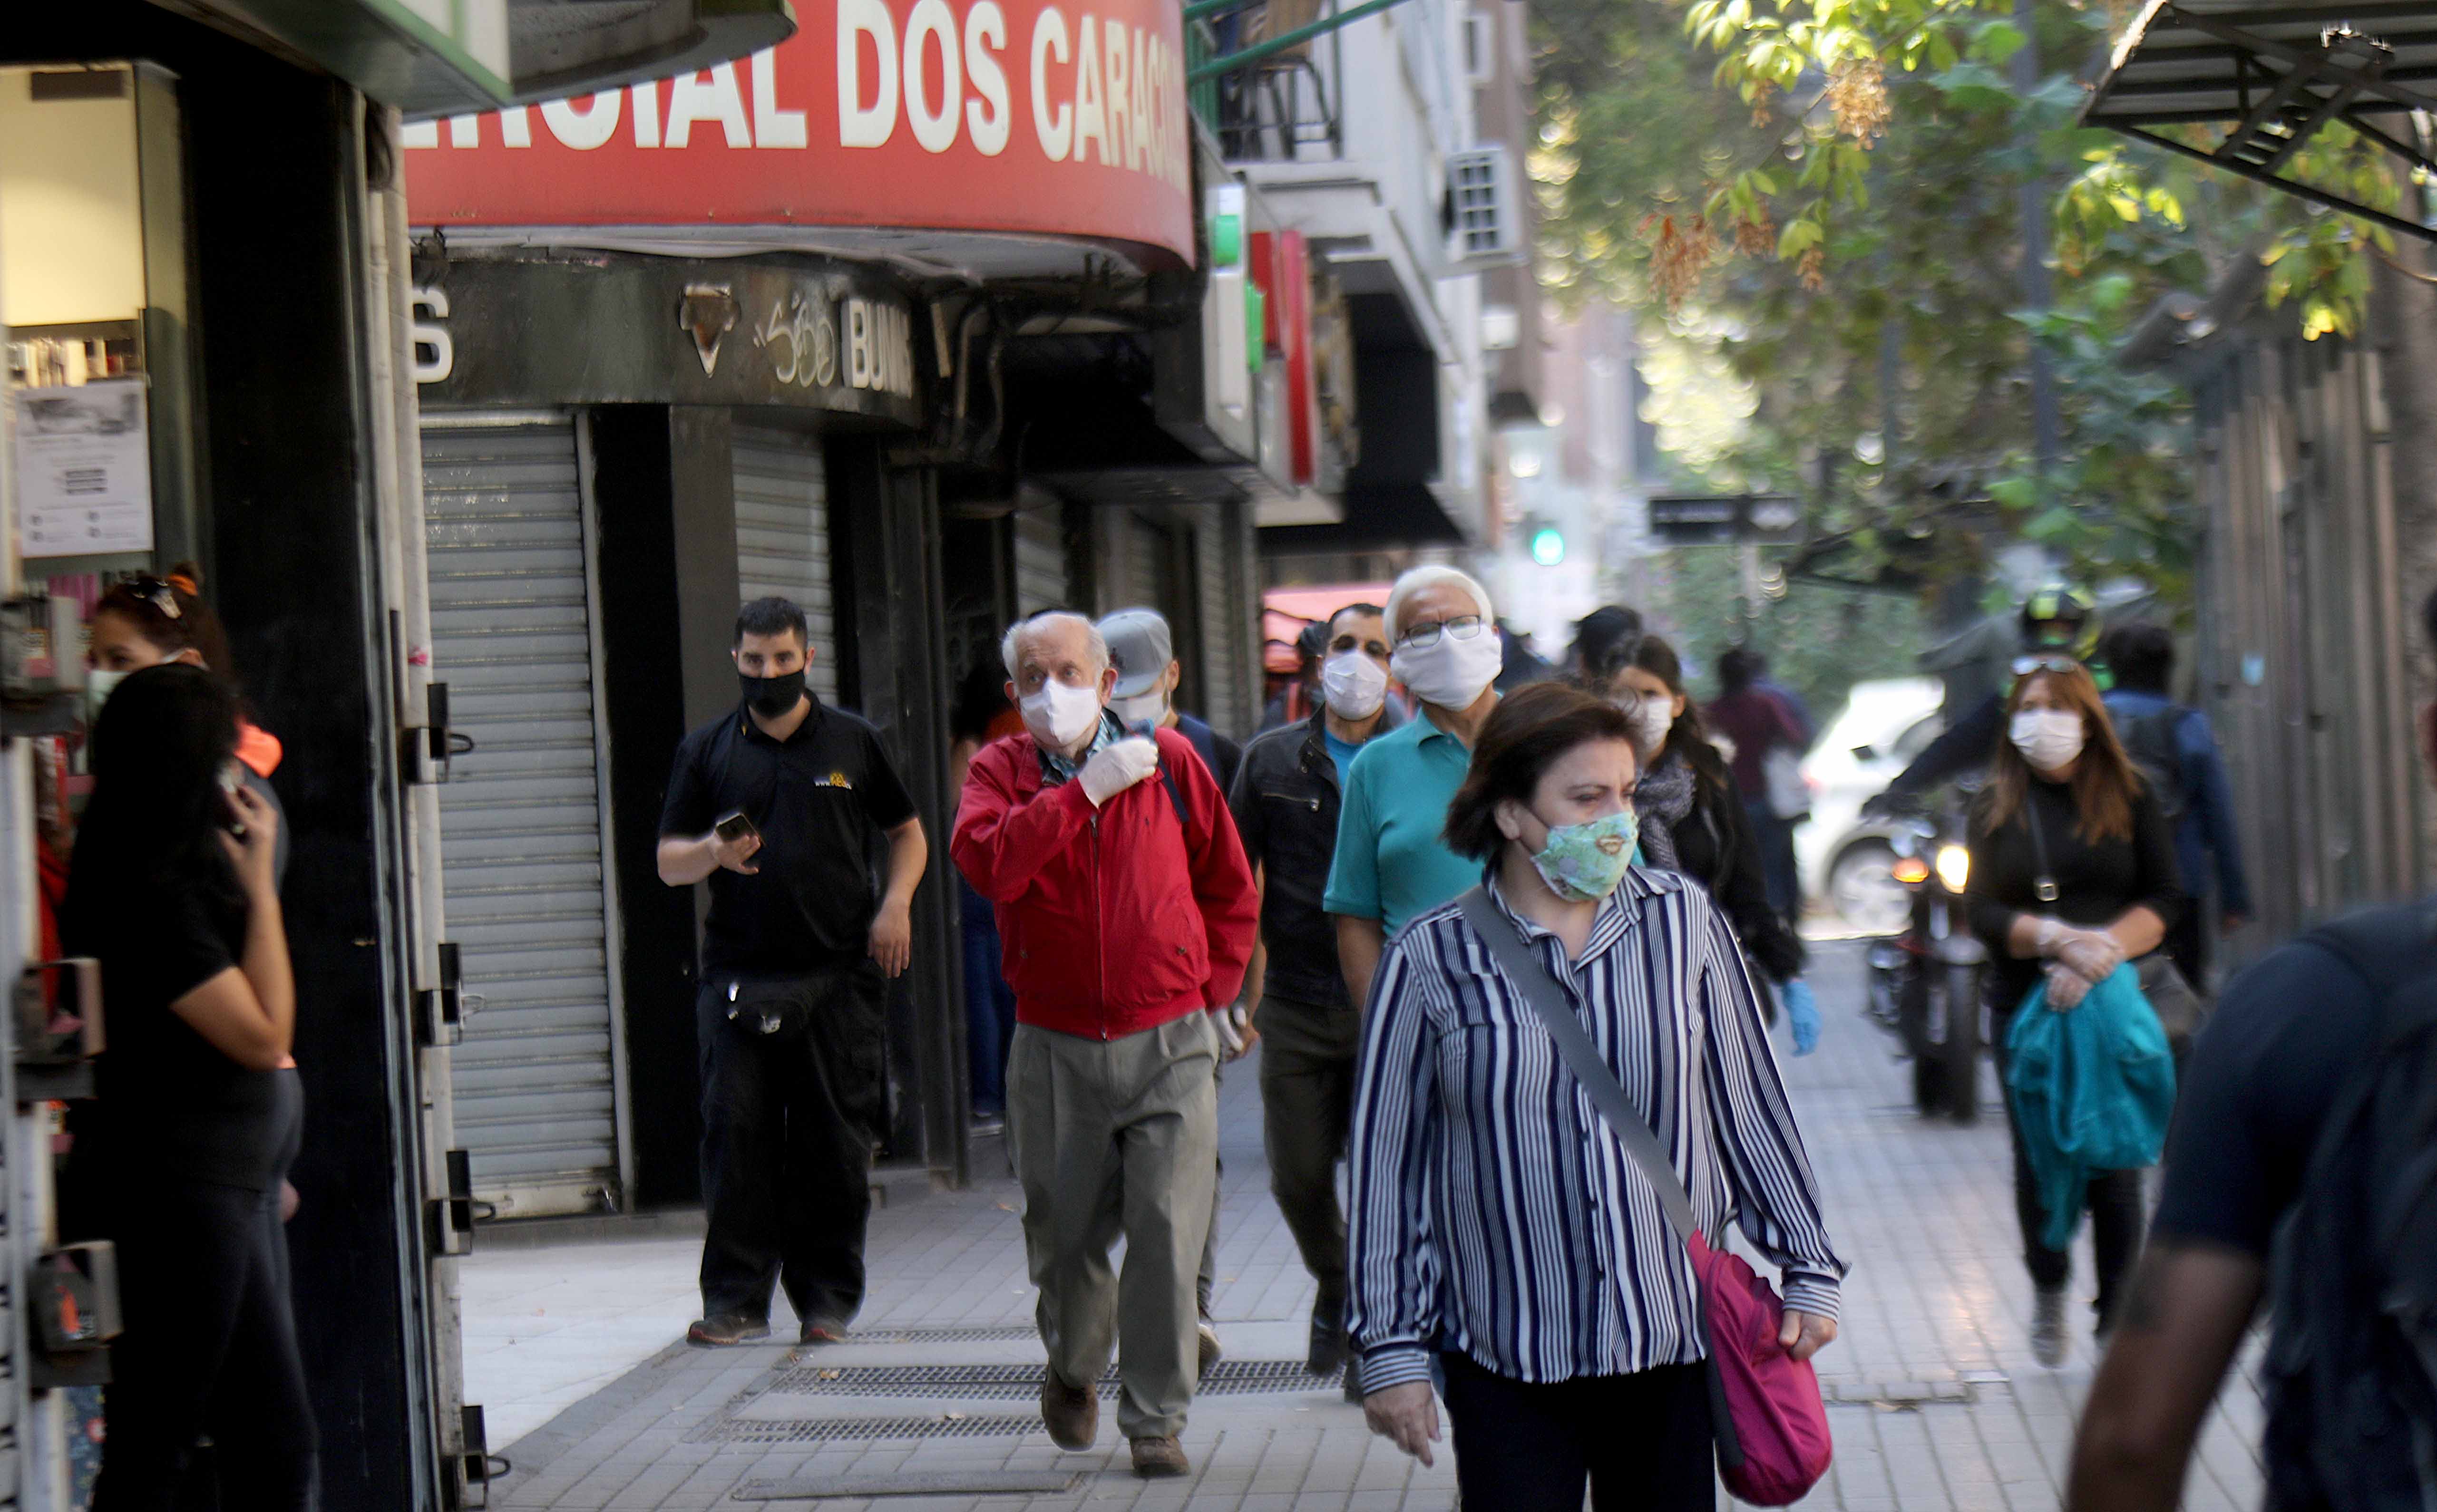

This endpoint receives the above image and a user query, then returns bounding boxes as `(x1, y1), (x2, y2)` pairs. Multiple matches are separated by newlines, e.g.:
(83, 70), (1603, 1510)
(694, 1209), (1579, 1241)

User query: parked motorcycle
(1863, 795), (1989, 1123)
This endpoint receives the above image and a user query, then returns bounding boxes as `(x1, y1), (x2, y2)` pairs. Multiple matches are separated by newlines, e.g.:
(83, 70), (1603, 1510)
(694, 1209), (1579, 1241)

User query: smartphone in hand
(714, 811), (759, 845)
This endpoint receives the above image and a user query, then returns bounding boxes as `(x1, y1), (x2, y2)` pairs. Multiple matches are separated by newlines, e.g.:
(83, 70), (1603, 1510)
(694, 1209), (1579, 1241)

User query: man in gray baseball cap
(1096, 606), (1247, 1371)
(1100, 608), (1243, 797)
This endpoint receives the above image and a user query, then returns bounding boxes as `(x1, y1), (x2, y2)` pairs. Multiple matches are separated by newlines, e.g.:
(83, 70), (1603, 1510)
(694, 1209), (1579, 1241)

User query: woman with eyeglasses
(62, 664), (314, 1507)
(1347, 683), (1843, 1510)
(1964, 659), (2182, 1368)
(1323, 566), (1505, 1011)
(1579, 634), (1814, 1052)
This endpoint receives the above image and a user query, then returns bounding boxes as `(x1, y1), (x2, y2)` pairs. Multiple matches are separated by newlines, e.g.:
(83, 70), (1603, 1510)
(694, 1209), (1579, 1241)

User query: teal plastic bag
(2004, 963), (2177, 1252)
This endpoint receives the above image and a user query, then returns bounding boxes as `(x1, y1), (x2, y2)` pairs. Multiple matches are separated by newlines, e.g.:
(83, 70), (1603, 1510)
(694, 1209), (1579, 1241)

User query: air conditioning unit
(1445, 146), (1524, 270)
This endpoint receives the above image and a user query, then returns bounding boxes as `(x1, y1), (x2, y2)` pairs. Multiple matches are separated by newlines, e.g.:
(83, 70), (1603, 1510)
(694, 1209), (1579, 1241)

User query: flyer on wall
(13, 377), (154, 559)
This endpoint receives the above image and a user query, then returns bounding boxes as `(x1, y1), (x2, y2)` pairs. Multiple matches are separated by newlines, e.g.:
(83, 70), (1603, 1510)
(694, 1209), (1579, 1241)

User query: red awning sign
(404, 7), (1193, 267)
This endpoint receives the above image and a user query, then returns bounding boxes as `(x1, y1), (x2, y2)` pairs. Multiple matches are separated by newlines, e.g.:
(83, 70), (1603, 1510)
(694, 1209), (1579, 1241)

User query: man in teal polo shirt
(1326, 566), (1505, 1008)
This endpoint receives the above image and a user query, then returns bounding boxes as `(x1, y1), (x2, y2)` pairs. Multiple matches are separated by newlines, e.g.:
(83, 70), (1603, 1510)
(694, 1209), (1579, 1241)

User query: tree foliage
(1529, 0), (2349, 604)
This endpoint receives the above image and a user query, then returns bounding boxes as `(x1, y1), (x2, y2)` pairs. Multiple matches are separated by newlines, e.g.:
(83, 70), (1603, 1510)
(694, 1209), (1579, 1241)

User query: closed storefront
(420, 417), (626, 1216)
(732, 421), (839, 701)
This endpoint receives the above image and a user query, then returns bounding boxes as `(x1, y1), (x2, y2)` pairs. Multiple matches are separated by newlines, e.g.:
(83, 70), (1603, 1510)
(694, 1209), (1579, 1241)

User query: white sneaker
(2032, 1287), (2069, 1368)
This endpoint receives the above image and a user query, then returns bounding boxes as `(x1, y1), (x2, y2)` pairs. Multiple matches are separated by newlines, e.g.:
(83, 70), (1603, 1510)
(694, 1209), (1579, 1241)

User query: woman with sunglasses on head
(62, 664), (314, 1508)
(1579, 634), (1815, 1052)
(1965, 659), (2183, 1369)
(1347, 682), (1843, 1510)
(1324, 566), (1506, 1011)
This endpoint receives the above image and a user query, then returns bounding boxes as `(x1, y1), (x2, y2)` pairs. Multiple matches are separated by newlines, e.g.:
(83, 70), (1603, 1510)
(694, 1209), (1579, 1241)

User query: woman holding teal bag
(1964, 660), (2183, 1369)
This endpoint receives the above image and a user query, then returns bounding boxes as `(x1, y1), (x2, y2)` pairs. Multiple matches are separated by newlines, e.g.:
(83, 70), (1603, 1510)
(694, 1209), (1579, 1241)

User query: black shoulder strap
(2302, 900), (2437, 1043)
(1161, 767), (1190, 829)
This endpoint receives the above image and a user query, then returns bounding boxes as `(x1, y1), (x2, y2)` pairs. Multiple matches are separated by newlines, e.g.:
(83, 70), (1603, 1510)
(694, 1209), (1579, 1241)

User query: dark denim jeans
(696, 966), (887, 1326)
(960, 877), (1018, 1116)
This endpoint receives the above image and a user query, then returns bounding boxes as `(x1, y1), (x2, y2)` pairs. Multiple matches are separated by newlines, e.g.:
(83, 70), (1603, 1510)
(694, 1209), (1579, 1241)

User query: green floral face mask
(1527, 807), (1639, 902)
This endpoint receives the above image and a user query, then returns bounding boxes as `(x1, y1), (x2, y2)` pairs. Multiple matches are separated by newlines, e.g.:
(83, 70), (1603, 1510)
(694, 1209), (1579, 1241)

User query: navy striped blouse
(1346, 868), (1846, 1395)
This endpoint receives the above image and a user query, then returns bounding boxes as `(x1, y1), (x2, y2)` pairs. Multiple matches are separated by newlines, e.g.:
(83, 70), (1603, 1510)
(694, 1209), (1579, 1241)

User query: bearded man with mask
(1227, 601), (1401, 1386)
(951, 610), (1259, 1478)
(1325, 566), (1506, 1009)
(657, 597), (928, 1350)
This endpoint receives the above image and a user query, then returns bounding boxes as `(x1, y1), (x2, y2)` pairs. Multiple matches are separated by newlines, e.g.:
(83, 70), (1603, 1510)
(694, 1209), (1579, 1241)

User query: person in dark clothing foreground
(2065, 589), (2437, 1512)
(1965, 659), (2182, 1366)
(659, 597), (928, 1348)
(65, 665), (313, 1509)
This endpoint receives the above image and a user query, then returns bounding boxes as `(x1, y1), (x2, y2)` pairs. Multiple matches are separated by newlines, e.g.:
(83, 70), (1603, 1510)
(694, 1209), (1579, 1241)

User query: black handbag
(2135, 953), (2206, 1044)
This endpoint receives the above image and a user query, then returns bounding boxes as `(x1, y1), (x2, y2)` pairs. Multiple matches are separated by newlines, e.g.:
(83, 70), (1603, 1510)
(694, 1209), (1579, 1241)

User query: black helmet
(2019, 583), (2099, 660)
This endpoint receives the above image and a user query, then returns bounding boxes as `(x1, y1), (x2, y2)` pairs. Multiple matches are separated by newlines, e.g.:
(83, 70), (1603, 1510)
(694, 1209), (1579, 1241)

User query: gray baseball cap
(1099, 607), (1174, 698)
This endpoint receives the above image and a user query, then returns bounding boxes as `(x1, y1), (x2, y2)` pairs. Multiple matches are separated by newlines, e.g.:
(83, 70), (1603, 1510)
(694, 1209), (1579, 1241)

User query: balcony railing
(1188, 0), (1351, 161)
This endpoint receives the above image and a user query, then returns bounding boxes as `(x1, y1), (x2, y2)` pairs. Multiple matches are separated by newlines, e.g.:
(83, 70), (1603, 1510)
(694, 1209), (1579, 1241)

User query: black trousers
(1440, 1351), (1715, 1512)
(1257, 995), (1361, 1297)
(1993, 1011), (2145, 1324)
(96, 1177), (315, 1510)
(697, 967), (887, 1325)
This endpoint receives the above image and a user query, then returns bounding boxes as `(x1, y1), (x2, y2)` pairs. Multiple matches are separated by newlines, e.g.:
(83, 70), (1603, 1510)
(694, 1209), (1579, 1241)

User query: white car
(1796, 678), (1947, 934)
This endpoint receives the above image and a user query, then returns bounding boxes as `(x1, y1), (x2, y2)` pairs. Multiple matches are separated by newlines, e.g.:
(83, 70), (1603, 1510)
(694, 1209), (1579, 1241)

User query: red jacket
(952, 726), (1259, 1040)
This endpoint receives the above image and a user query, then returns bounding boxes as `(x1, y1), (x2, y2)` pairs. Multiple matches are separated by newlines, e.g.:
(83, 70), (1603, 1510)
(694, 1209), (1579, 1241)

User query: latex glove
(1214, 1003), (1255, 1061)
(1078, 737), (1160, 806)
(2055, 931), (2125, 984)
(2045, 962), (2095, 1011)
(1782, 979), (1821, 1056)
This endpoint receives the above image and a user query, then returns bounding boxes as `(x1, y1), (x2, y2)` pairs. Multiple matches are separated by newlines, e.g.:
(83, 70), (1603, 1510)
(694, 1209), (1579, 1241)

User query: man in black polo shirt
(657, 597), (927, 1347)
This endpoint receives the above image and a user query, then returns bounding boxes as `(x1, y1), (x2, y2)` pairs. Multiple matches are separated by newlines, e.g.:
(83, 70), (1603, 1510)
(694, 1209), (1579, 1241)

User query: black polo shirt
(659, 697), (917, 977)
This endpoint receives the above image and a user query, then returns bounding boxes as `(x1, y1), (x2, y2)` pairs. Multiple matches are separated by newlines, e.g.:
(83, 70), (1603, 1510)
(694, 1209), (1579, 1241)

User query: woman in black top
(1965, 659), (2182, 1369)
(61, 665), (313, 1508)
(1581, 636), (1807, 1003)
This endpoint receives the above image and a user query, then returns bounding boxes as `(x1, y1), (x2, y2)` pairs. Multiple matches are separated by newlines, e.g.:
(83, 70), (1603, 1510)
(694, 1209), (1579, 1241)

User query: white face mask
(1321, 650), (1388, 720)
(1390, 627), (1502, 711)
(2009, 708), (2086, 773)
(1630, 697), (1676, 756)
(1022, 677), (1106, 751)
(1110, 689), (1167, 728)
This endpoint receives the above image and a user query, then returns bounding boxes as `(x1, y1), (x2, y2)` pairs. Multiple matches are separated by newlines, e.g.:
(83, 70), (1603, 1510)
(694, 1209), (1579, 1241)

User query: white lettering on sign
(410, 288), (453, 384)
(844, 298), (916, 399)
(401, 24), (1188, 191)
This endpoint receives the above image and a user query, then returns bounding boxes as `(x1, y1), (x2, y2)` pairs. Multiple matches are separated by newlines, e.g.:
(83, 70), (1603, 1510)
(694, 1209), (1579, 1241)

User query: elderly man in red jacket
(952, 609), (1259, 1480)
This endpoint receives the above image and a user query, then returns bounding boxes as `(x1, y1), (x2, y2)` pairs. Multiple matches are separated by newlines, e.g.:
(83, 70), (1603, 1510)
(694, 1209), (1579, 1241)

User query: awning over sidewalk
(2082, 0), (2437, 239)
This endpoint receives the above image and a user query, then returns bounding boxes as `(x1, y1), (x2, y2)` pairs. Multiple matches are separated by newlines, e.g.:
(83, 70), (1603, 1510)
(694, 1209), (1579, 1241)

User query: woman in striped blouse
(1348, 683), (1845, 1511)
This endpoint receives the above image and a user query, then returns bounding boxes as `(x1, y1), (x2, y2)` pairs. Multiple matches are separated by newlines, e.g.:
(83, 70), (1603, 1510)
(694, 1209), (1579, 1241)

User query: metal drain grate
(706, 1413), (1044, 1445)
(766, 1359), (1343, 1400)
(819, 1325), (1041, 1345)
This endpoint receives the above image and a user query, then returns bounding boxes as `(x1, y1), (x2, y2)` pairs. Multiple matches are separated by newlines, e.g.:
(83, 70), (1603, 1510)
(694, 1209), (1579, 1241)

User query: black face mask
(739, 668), (807, 717)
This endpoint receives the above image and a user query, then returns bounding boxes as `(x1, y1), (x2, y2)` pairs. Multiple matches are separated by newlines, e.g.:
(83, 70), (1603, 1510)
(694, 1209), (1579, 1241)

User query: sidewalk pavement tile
(466, 940), (2263, 1511)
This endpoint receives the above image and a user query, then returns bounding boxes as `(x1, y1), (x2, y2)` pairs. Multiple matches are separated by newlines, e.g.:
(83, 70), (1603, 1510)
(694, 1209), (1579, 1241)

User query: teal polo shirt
(1324, 711), (1481, 938)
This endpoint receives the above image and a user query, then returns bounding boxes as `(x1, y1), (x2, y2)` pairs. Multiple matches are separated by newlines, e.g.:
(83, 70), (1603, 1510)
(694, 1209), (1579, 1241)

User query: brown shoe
(1040, 1372), (1098, 1451)
(1131, 1435), (1190, 1477)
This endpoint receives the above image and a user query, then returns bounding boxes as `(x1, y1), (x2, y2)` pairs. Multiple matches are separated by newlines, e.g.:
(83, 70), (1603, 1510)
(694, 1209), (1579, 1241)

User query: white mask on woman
(1022, 678), (1105, 750)
(1630, 698), (1676, 756)
(1321, 650), (1389, 720)
(1389, 627), (1502, 711)
(2009, 708), (2085, 772)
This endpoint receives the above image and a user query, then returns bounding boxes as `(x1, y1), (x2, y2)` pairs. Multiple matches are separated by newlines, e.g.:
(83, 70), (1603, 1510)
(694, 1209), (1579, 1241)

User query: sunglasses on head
(2010, 654), (2078, 680)
(120, 574), (184, 621)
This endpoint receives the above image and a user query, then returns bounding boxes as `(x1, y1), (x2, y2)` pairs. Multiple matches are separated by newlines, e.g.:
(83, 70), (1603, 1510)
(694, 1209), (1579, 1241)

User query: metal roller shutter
(731, 423), (838, 702)
(422, 418), (623, 1217)
(1014, 502), (1067, 614)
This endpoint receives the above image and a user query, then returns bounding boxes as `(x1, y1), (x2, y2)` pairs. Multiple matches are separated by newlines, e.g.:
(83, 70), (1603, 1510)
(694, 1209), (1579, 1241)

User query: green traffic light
(1530, 527), (1566, 566)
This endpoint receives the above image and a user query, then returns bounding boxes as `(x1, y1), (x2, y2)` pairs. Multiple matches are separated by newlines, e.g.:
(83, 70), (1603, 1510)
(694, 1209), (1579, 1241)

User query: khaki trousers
(1009, 1013), (1219, 1439)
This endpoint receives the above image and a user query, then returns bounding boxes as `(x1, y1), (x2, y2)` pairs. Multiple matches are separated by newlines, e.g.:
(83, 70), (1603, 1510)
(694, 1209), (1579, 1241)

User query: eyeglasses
(1399, 615), (1485, 649)
(121, 574), (183, 621)
(2010, 654), (2079, 679)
